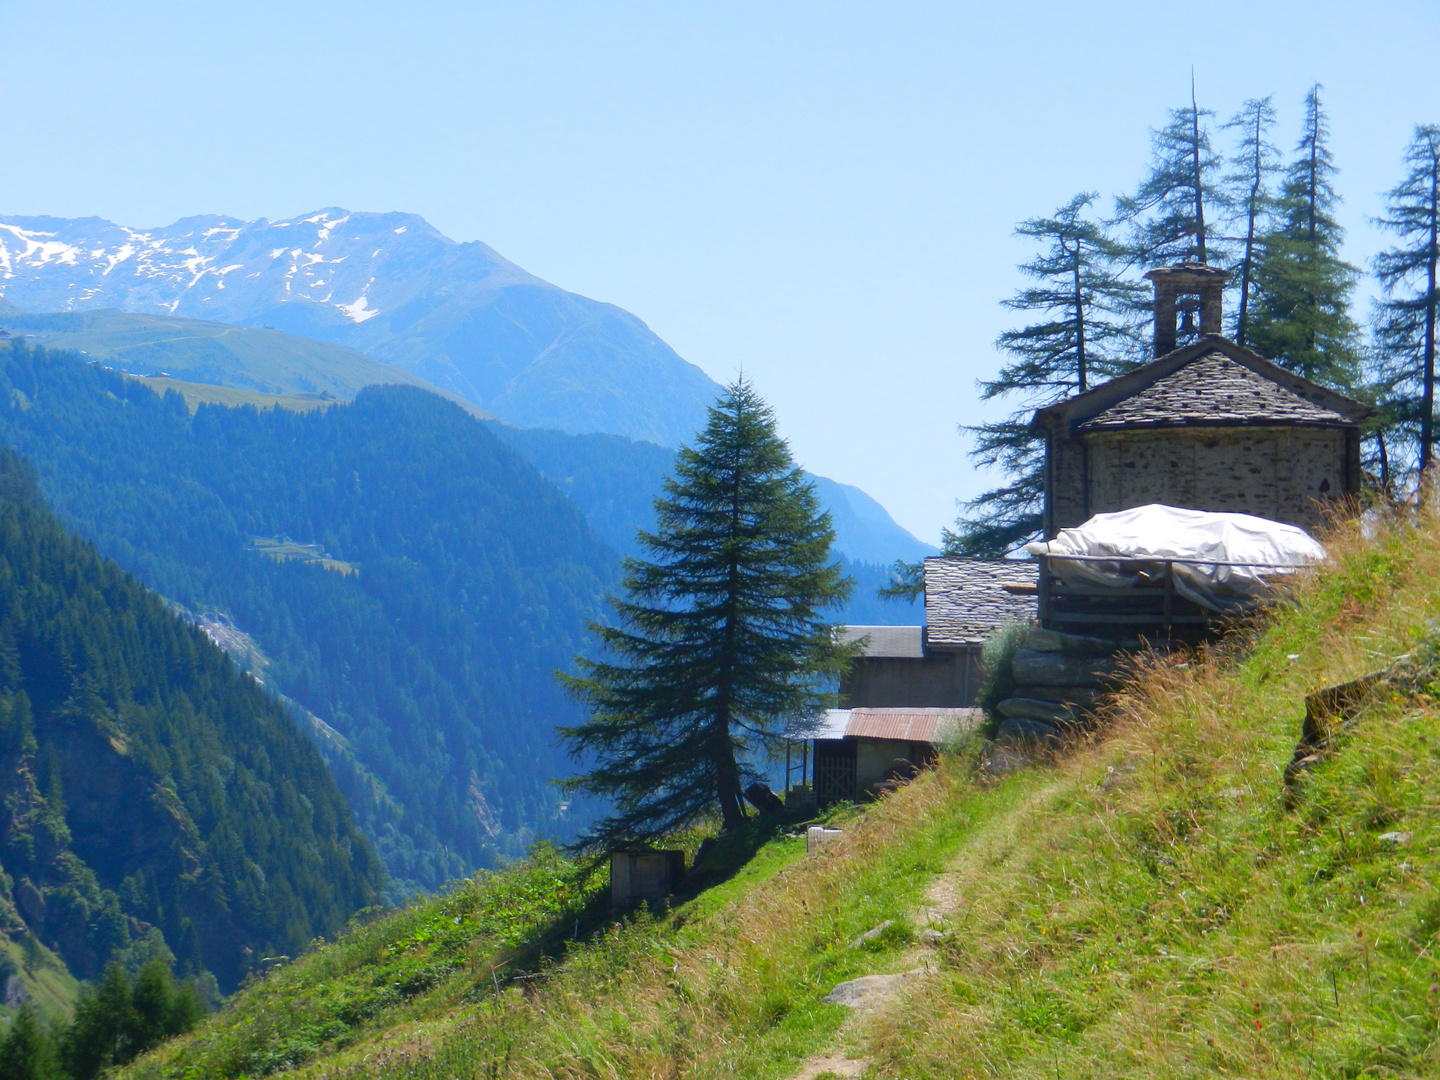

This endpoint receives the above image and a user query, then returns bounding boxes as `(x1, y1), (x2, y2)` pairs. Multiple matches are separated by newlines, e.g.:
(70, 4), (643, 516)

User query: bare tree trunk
(1236, 107), (1263, 347)
(1191, 75), (1207, 263)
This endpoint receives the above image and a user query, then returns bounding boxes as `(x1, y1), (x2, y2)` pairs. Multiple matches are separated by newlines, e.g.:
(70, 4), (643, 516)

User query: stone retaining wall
(994, 628), (1130, 747)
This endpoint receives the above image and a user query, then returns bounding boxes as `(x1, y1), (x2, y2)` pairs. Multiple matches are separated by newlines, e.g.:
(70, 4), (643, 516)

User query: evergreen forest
(0, 446), (381, 998)
(0, 341), (619, 899)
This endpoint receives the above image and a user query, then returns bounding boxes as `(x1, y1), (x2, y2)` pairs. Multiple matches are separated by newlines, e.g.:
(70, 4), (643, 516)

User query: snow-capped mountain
(0, 209), (719, 446)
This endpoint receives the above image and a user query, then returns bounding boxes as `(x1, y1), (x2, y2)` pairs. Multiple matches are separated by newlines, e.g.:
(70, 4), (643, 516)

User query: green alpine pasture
(116, 507), (1440, 1078)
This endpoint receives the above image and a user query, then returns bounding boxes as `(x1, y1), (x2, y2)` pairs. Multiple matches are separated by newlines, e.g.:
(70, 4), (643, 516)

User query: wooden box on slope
(609, 850), (686, 910)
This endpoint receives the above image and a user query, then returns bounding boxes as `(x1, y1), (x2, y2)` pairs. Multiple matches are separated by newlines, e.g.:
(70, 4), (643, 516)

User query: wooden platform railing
(1035, 553), (1298, 641)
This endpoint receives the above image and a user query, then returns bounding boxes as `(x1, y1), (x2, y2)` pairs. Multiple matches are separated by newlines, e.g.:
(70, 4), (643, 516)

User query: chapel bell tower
(1143, 262), (1230, 358)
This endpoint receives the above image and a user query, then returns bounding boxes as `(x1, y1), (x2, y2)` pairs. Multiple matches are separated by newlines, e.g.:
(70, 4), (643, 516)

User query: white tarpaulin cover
(1023, 504), (1327, 611)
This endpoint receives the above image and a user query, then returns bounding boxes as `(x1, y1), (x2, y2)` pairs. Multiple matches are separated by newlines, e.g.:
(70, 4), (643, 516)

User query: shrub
(977, 621), (1031, 731)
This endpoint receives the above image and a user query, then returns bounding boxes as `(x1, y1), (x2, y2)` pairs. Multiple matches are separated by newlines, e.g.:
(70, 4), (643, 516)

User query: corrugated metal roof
(923, 558), (1037, 648)
(796, 707), (981, 743)
(845, 707), (980, 742)
(792, 708), (981, 742)
(837, 625), (925, 658)
(809, 709), (851, 740)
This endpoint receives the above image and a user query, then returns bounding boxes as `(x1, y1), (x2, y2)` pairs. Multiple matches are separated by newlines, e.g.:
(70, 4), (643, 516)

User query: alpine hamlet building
(1031, 263), (1374, 538)
(838, 559), (1036, 711)
(807, 707), (975, 806)
(803, 262), (1376, 803)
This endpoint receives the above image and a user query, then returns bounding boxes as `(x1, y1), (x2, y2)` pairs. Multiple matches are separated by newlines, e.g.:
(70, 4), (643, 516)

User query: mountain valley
(0, 339), (620, 900)
(0, 447), (382, 1000)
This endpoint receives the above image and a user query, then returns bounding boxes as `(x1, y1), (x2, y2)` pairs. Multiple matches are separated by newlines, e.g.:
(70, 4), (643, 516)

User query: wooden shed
(1031, 263), (1375, 539)
(809, 707), (979, 807)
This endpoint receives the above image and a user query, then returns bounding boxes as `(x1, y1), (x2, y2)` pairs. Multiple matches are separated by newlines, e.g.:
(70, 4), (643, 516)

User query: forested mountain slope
(0, 211), (718, 445)
(0, 303), (930, 611)
(0, 341), (618, 897)
(490, 424), (932, 624)
(0, 449), (381, 998)
(0, 309), (488, 416)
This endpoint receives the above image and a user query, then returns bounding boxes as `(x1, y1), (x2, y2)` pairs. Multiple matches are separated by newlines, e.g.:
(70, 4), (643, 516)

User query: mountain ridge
(0, 209), (718, 446)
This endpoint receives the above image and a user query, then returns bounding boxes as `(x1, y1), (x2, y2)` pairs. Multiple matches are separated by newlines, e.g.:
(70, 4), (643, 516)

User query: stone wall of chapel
(1046, 432), (1091, 538)
(1072, 426), (1347, 533)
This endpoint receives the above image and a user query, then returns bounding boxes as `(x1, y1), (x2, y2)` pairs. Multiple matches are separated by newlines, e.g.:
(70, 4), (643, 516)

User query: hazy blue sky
(2, 1), (1437, 541)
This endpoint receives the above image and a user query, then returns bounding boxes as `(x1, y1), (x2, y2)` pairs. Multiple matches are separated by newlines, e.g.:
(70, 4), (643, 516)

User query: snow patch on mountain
(338, 295), (379, 323)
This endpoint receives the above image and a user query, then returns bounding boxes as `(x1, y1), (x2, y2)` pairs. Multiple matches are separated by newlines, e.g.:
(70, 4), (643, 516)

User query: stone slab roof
(923, 557), (1037, 648)
(1030, 336), (1373, 435)
(1078, 351), (1351, 430)
(837, 625), (925, 658)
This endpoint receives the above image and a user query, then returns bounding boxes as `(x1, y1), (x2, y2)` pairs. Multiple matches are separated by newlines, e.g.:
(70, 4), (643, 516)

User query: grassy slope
(122, 511), (1440, 1078)
(3, 310), (491, 419)
(867, 513), (1440, 1079)
(0, 935), (77, 1021)
(130, 376), (338, 413)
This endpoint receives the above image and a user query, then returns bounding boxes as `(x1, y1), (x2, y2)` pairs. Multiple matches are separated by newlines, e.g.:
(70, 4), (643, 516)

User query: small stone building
(838, 559), (1036, 710)
(1031, 263), (1374, 538)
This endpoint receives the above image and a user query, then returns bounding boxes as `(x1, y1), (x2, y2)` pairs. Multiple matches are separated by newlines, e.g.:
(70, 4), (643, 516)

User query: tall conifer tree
(1372, 124), (1440, 477)
(948, 194), (1143, 558)
(1221, 96), (1281, 345)
(1247, 85), (1361, 388)
(0, 1007), (61, 1080)
(1113, 89), (1230, 268)
(559, 379), (853, 845)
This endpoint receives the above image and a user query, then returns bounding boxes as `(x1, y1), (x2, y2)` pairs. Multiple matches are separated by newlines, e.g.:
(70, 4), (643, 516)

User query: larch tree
(1246, 85), (1362, 389)
(1372, 124), (1440, 479)
(1221, 96), (1281, 346)
(559, 378), (854, 847)
(1113, 89), (1231, 269)
(947, 193), (1144, 559)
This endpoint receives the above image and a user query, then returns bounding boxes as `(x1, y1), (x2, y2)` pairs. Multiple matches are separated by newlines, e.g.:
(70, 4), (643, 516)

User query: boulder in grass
(986, 744), (1034, 776)
(1012, 648), (1121, 688)
(995, 716), (1067, 748)
(823, 971), (921, 1009)
(851, 920), (895, 948)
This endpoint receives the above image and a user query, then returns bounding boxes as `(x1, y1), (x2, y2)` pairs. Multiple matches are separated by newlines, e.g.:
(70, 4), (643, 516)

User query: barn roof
(1031, 336), (1373, 436)
(923, 557), (1037, 648)
(806, 707), (982, 743)
(837, 625), (925, 658)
